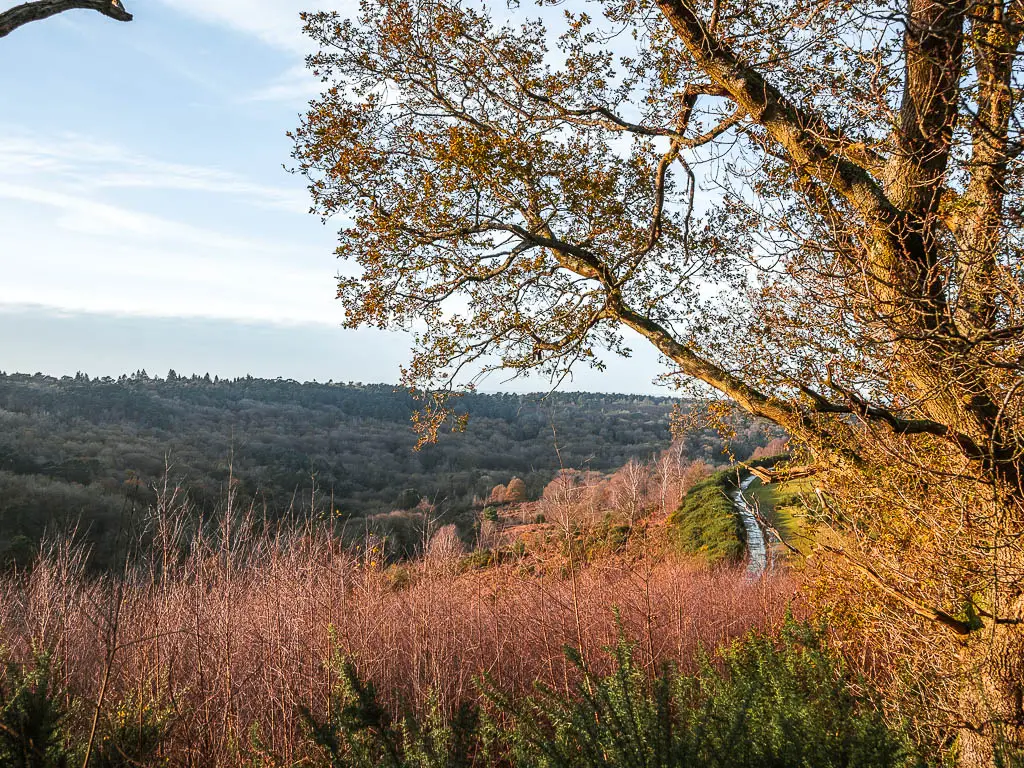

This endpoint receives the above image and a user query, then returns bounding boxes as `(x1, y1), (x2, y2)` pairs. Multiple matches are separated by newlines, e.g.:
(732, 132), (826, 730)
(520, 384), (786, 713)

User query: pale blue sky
(0, 1), (666, 392)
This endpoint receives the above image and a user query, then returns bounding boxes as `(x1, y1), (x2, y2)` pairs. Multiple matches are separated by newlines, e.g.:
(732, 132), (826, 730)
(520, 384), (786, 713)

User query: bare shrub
(476, 519), (501, 551)
(504, 477), (527, 502)
(424, 524), (463, 571)
(0, 532), (799, 767)
(679, 459), (712, 495)
(541, 470), (606, 530)
(606, 459), (653, 526)
(487, 484), (506, 504)
(653, 445), (713, 518)
(749, 437), (789, 461)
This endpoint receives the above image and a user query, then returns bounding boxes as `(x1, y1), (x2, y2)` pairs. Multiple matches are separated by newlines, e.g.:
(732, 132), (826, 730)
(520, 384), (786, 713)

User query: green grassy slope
(668, 469), (746, 565)
(744, 477), (814, 558)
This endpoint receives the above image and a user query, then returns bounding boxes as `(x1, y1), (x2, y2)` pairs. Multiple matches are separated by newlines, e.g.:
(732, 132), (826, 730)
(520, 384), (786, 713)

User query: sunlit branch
(655, 0), (897, 224)
(466, 29), (732, 139)
(822, 544), (975, 635)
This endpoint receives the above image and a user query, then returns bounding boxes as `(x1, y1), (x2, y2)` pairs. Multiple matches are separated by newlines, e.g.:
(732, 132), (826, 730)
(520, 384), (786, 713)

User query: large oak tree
(293, 0), (1024, 761)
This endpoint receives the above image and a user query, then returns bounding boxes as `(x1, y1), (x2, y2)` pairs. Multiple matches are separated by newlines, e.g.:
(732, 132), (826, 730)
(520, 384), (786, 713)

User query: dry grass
(0, 530), (801, 766)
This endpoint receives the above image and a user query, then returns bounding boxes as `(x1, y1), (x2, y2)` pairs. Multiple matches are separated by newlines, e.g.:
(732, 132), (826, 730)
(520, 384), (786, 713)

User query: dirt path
(731, 474), (767, 576)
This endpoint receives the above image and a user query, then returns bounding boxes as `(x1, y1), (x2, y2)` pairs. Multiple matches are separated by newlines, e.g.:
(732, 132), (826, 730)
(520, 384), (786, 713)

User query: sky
(0, 0), (666, 392)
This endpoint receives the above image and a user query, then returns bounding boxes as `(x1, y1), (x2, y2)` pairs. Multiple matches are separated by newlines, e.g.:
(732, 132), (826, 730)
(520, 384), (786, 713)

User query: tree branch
(0, 0), (131, 37)
(805, 378), (953, 437)
(953, 2), (1021, 332)
(883, 0), (966, 216)
(822, 544), (975, 635)
(740, 462), (820, 483)
(467, 31), (732, 139)
(654, 0), (896, 225)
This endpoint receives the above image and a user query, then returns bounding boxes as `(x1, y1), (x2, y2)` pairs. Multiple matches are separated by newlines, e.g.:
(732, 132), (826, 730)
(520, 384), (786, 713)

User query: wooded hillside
(0, 371), (771, 565)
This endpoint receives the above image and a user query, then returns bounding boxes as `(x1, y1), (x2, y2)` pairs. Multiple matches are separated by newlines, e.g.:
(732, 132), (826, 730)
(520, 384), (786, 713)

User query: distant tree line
(0, 372), (774, 566)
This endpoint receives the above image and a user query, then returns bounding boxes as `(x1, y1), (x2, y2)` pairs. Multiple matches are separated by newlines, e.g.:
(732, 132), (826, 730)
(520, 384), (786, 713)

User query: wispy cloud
(152, 1), (348, 104)
(0, 180), (299, 255)
(0, 127), (338, 325)
(154, 0), (339, 54)
(0, 131), (308, 213)
(0, 193), (338, 324)
(245, 64), (321, 104)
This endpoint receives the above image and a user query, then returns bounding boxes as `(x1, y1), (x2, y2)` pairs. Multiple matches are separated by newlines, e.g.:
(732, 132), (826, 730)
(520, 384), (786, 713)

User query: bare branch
(741, 463), (820, 482)
(0, 0), (131, 37)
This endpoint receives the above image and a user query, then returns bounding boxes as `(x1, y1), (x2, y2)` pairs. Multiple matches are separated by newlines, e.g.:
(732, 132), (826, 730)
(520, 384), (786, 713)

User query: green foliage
(688, 620), (912, 768)
(87, 692), (169, 768)
(459, 549), (499, 571)
(301, 622), (917, 768)
(743, 477), (816, 553)
(458, 545), (525, 572)
(561, 517), (634, 563)
(0, 655), (168, 768)
(0, 652), (70, 768)
(495, 621), (914, 768)
(300, 658), (483, 768)
(668, 470), (745, 564)
(489, 640), (692, 768)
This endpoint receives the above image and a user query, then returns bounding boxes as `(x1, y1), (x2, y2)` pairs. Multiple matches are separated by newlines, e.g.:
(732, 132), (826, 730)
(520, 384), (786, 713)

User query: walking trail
(731, 474), (767, 576)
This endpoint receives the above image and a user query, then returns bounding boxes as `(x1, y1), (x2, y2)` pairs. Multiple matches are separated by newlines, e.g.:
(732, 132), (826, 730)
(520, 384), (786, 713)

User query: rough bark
(957, 611), (1024, 767)
(0, 0), (131, 37)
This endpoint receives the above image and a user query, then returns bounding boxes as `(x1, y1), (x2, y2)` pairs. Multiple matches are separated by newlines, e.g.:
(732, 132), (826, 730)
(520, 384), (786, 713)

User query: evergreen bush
(0, 652), (70, 768)
(303, 621), (918, 768)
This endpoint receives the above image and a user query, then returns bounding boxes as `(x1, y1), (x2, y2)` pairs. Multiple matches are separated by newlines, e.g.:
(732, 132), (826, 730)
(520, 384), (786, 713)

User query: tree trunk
(957, 610), (1024, 767)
